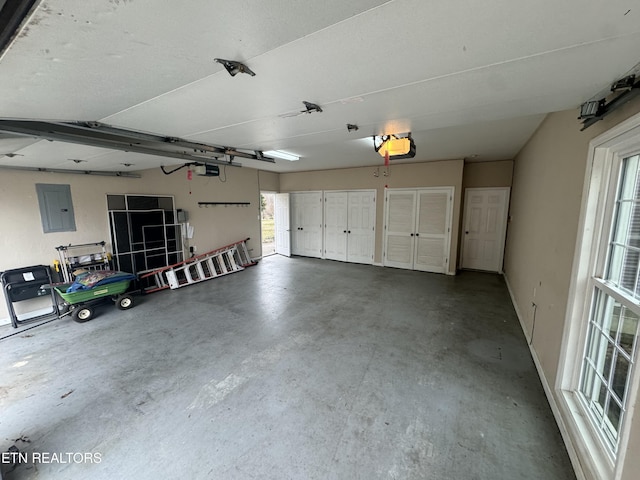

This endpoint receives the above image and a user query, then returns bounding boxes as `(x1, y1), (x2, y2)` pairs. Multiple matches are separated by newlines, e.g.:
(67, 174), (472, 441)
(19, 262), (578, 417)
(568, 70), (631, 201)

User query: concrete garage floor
(0, 255), (576, 479)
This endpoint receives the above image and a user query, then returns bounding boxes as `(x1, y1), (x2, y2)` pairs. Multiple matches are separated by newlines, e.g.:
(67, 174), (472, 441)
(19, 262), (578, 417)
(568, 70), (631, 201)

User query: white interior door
(461, 187), (510, 272)
(347, 190), (376, 264)
(383, 190), (416, 269)
(414, 188), (453, 273)
(275, 193), (290, 257)
(324, 191), (348, 261)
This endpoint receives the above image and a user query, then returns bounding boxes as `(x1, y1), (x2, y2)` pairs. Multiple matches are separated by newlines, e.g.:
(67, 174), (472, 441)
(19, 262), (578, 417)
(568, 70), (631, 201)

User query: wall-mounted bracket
(198, 202), (251, 207)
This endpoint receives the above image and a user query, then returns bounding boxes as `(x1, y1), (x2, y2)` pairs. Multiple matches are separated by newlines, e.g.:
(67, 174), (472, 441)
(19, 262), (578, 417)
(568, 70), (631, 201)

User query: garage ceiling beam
(0, 164), (141, 178)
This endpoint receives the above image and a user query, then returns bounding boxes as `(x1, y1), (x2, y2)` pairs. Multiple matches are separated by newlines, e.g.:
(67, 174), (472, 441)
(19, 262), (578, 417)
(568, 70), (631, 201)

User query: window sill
(557, 389), (616, 480)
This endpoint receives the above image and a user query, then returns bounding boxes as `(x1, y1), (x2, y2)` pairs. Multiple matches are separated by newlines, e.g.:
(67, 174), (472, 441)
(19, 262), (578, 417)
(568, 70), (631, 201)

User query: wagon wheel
(72, 305), (94, 323)
(116, 294), (135, 310)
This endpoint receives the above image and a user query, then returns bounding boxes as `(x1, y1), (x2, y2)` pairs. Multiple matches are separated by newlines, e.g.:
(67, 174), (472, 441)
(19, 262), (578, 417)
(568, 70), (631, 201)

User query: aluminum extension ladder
(139, 238), (255, 292)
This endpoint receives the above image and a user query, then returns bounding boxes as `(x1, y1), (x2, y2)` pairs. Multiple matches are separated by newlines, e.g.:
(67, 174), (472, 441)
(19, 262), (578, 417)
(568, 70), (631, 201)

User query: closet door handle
(415, 233), (419, 237)
(410, 233), (414, 236)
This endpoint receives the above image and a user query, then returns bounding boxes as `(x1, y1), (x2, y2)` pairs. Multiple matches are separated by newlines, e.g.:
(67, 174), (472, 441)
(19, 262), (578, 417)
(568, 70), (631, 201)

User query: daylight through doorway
(261, 192), (276, 257)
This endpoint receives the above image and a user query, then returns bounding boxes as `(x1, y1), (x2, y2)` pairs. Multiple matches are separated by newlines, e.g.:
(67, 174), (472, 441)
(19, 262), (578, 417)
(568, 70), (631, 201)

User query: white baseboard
(503, 274), (586, 480)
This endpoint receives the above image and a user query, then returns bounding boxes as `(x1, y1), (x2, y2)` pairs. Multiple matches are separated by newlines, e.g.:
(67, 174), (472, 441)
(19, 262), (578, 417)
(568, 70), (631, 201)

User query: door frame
(460, 187), (510, 273)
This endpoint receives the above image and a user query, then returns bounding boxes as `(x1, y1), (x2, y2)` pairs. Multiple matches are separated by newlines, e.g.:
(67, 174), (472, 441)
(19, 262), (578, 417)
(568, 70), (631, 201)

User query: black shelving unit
(55, 241), (111, 283)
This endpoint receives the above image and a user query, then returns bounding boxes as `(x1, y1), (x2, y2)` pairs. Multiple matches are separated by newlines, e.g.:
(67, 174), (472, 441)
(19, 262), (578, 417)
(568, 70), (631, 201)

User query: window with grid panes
(579, 153), (640, 454)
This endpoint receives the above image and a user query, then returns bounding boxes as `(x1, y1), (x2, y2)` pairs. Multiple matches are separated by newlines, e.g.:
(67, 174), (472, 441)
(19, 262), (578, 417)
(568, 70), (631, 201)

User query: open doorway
(260, 192), (276, 257)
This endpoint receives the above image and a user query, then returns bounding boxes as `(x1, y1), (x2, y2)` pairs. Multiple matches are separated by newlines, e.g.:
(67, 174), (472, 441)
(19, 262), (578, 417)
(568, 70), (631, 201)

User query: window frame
(558, 111), (640, 480)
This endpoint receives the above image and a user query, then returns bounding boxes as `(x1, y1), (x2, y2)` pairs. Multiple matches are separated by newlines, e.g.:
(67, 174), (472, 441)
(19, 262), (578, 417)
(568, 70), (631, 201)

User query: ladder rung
(141, 238), (255, 291)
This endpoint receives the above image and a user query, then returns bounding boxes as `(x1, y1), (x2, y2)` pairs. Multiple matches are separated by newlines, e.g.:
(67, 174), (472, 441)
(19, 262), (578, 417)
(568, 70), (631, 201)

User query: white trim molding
(504, 273), (587, 480)
(556, 111), (640, 480)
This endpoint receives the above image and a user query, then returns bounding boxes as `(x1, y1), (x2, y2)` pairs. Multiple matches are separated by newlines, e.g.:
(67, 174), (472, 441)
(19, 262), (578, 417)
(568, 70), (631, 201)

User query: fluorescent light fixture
(263, 150), (300, 161)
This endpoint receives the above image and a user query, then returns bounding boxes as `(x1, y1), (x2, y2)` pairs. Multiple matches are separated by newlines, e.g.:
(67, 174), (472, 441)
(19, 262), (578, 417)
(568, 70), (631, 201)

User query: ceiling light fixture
(373, 133), (416, 159)
(263, 150), (300, 161)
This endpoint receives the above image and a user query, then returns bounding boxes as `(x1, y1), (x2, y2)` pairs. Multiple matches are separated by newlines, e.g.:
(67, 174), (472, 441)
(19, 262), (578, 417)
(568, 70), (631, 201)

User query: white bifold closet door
(290, 191), (323, 258)
(324, 192), (348, 261)
(383, 190), (416, 269)
(384, 187), (453, 273)
(324, 190), (376, 264)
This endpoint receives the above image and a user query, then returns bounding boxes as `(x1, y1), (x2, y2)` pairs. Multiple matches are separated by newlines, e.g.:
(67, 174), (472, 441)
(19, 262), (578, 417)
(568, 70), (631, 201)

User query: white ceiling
(0, 0), (639, 173)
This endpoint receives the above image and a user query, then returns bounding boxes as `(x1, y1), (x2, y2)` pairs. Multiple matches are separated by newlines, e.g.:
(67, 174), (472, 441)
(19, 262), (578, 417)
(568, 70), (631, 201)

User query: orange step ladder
(139, 238), (255, 292)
